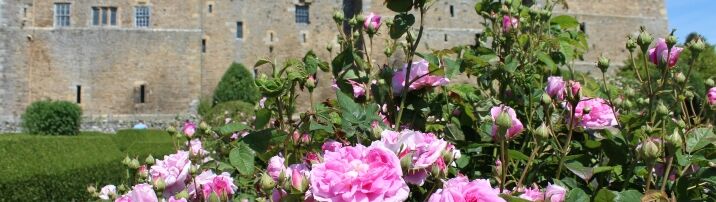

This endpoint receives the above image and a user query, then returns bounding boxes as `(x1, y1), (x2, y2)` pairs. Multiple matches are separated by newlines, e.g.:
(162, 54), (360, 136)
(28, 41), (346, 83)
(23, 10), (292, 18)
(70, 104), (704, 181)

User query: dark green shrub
(213, 63), (260, 105)
(21, 100), (82, 135)
(112, 129), (177, 159)
(204, 100), (255, 126)
(198, 97), (213, 118)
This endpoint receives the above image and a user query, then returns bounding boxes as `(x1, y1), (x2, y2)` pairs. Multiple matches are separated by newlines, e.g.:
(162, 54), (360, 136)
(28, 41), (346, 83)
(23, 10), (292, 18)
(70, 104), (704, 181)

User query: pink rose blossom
(149, 151), (191, 195)
(545, 183), (567, 202)
(259, 97), (267, 108)
(182, 121), (196, 137)
(129, 183), (158, 202)
(502, 15), (519, 32)
(332, 79), (366, 98)
(115, 195), (131, 202)
(99, 185), (117, 200)
(321, 140), (343, 152)
(201, 172), (237, 200)
(364, 12), (382, 31)
(545, 76), (566, 101)
(272, 188), (287, 202)
(187, 139), (207, 156)
(569, 81), (581, 97)
(304, 152), (320, 164)
(392, 59), (450, 94)
(707, 87), (716, 105)
(571, 98), (618, 129)
(648, 38), (684, 68)
(380, 129), (450, 185)
(168, 197), (187, 202)
(310, 142), (409, 201)
(490, 105), (524, 139)
(519, 186), (544, 201)
(267, 155), (287, 180)
(428, 175), (505, 202)
(290, 164), (309, 191)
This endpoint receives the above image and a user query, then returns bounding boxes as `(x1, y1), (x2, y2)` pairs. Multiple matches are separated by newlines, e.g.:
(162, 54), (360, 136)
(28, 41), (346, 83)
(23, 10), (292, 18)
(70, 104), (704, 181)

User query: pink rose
(310, 142), (409, 201)
(259, 97), (267, 108)
(267, 155), (287, 180)
(380, 129), (449, 185)
(272, 188), (287, 202)
(490, 105), (524, 139)
(182, 121), (196, 137)
(202, 172), (237, 200)
(572, 98), (618, 129)
(392, 60), (449, 94)
(364, 12), (382, 31)
(290, 164), (310, 192)
(428, 175), (505, 202)
(187, 139), (207, 156)
(168, 197), (187, 202)
(502, 15), (519, 32)
(569, 81), (581, 97)
(129, 183), (158, 202)
(545, 183), (567, 202)
(707, 87), (716, 105)
(304, 152), (320, 164)
(545, 76), (566, 101)
(115, 195), (131, 202)
(99, 185), (117, 200)
(321, 140), (343, 152)
(648, 38), (684, 68)
(519, 186), (544, 201)
(347, 80), (366, 98)
(149, 151), (191, 195)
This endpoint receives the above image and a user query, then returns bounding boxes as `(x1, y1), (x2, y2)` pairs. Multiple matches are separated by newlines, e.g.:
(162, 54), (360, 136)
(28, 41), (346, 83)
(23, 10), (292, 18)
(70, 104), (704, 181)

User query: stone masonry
(0, 0), (668, 132)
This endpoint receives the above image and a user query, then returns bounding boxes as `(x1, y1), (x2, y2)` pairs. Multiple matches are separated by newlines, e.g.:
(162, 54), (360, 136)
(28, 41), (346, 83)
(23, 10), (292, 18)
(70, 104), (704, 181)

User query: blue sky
(667, 0), (716, 43)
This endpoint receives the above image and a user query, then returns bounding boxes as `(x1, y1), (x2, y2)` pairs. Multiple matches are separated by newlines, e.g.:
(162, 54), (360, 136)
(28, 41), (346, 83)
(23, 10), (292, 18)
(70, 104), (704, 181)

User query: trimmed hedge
(204, 100), (255, 126)
(22, 100), (82, 136)
(0, 130), (175, 201)
(213, 63), (260, 105)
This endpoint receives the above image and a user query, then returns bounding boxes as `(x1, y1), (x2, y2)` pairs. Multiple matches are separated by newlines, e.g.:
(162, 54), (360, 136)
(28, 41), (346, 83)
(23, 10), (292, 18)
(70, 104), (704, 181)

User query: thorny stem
(660, 155), (674, 192)
(517, 144), (541, 188)
(629, 51), (644, 82)
(645, 163), (655, 192)
(499, 133), (509, 193)
(395, 7), (426, 130)
(556, 104), (577, 179)
(602, 71), (621, 127)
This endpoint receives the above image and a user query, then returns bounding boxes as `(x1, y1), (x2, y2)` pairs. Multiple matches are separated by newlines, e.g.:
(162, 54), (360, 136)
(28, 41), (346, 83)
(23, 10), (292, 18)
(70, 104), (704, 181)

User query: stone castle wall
(0, 0), (668, 132)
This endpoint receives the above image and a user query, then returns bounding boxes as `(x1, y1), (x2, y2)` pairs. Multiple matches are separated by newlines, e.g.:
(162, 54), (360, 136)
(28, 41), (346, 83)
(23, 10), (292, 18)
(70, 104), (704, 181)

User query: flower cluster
(392, 60), (450, 94)
(380, 129), (460, 185)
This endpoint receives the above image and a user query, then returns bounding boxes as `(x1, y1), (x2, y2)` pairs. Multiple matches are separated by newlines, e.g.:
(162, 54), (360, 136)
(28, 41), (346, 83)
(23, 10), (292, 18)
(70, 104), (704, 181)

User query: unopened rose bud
(625, 87), (635, 97)
(260, 173), (277, 190)
(688, 38), (706, 53)
(541, 93), (552, 105)
(675, 72), (686, 83)
(706, 78), (715, 87)
(676, 119), (686, 128)
(348, 17), (358, 28)
(496, 111), (513, 129)
(626, 37), (637, 52)
(129, 159), (140, 169)
(400, 153), (413, 172)
(145, 155), (155, 165)
(333, 11), (344, 24)
(154, 178), (167, 191)
(118, 184), (128, 192)
(278, 170), (288, 183)
(166, 126), (177, 134)
(199, 122), (209, 130)
(355, 14), (366, 25)
(175, 189), (190, 199)
(639, 139), (661, 160)
(190, 165), (199, 175)
(122, 156), (131, 166)
(533, 123), (550, 140)
(637, 28), (653, 50)
(685, 91), (694, 99)
(597, 56), (610, 73)
(431, 163), (441, 177)
(624, 100), (634, 109)
(208, 192), (221, 202)
(666, 129), (683, 149)
(384, 46), (394, 57)
(666, 34), (678, 49)
(657, 102), (669, 115)
(372, 125), (384, 140)
(87, 185), (97, 194)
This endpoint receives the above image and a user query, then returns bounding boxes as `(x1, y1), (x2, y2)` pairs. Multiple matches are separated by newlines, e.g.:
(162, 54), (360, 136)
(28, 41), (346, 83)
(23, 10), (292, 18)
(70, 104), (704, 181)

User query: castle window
(135, 6), (150, 27)
(54, 3), (71, 27)
(295, 5), (310, 24)
(269, 32), (274, 42)
(202, 39), (207, 53)
(301, 33), (307, 43)
(92, 7), (117, 26)
(236, 21), (243, 39)
(139, 85), (146, 103)
(580, 22), (586, 33)
(450, 5), (455, 17)
(444, 34), (448, 42)
(208, 4), (213, 13)
(76, 85), (81, 104)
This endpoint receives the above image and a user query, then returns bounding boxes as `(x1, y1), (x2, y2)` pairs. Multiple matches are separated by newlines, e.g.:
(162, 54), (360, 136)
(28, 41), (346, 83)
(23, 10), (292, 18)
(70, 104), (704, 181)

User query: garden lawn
(0, 129), (175, 201)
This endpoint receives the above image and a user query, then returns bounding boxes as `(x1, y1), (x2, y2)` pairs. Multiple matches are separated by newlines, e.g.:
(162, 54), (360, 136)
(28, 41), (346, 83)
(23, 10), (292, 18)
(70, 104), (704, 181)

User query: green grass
(0, 129), (176, 201)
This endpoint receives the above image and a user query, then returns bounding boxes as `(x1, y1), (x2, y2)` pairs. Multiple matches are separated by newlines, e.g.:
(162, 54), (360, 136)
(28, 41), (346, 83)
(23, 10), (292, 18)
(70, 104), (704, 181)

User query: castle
(0, 0), (668, 131)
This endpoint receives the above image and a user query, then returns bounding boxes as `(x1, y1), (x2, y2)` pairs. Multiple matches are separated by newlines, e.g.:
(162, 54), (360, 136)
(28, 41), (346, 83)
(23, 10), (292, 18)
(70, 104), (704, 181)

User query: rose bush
(88, 0), (716, 201)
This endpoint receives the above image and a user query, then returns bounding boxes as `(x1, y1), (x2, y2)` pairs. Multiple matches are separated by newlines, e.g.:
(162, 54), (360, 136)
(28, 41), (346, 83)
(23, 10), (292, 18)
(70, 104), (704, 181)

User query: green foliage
(204, 100), (255, 127)
(22, 100), (82, 136)
(198, 97), (213, 118)
(0, 130), (174, 201)
(213, 63), (260, 105)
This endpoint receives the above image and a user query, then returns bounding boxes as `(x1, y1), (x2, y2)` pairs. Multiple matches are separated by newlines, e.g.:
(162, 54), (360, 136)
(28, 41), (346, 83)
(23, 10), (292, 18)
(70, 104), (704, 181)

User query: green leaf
(536, 52), (556, 70)
(254, 108), (271, 129)
(254, 58), (272, 68)
(218, 123), (248, 136)
(241, 129), (272, 152)
(444, 58), (461, 78)
(508, 149), (529, 161)
(550, 15), (579, 29)
(390, 13), (415, 39)
(564, 161), (613, 182)
(686, 127), (716, 153)
(332, 48), (354, 77)
(230, 143), (255, 175)
(565, 188), (589, 202)
(616, 190), (643, 202)
(593, 188), (617, 202)
(386, 0), (413, 12)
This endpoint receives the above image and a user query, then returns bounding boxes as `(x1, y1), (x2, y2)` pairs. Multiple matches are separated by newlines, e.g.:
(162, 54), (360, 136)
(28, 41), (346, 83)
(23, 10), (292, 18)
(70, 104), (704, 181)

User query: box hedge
(21, 100), (82, 136)
(0, 130), (175, 201)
